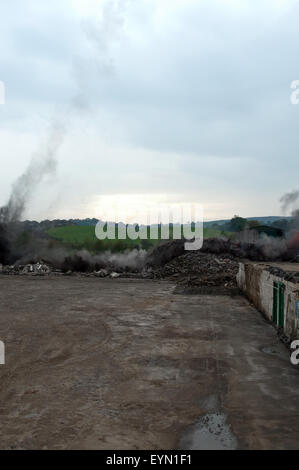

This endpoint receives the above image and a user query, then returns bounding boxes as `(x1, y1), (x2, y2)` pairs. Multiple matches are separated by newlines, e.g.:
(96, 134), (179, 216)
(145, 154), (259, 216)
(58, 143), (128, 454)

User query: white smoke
(4, 121), (65, 223)
(2, 0), (133, 224)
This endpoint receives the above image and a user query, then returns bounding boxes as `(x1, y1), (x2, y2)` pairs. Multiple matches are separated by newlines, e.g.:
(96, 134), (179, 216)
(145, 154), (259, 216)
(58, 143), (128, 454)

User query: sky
(0, 0), (299, 222)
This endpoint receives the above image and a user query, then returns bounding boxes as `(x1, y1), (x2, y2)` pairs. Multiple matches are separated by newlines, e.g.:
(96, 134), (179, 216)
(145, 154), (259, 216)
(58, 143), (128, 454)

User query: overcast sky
(1, 0), (299, 221)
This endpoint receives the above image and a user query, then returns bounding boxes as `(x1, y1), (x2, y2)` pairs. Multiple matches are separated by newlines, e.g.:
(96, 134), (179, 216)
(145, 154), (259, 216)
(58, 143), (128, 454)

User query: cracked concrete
(0, 276), (298, 449)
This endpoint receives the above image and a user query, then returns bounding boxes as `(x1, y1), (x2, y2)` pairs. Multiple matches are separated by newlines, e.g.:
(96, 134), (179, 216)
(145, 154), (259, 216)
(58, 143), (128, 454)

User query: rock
(110, 272), (121, 279)
(94, 269), (108, 278)
(21, 262), (51, 274)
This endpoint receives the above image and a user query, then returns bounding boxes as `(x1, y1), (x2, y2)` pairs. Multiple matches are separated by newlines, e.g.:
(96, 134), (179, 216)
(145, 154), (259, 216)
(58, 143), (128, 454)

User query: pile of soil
(152, 250), (240, 290)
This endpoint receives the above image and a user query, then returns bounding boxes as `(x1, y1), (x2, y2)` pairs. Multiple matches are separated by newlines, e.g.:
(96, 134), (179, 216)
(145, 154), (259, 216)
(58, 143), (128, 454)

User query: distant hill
(21, 215), (292, 231)
(204, 216), (292, 227)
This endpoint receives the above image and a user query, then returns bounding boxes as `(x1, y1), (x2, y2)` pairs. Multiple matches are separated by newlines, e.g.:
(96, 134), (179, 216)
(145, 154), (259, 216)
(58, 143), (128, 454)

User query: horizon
(20, 214), (292, 224)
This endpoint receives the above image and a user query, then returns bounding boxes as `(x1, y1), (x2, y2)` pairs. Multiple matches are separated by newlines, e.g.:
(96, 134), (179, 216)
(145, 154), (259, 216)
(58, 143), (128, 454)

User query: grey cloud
(1, 0), (299, 219)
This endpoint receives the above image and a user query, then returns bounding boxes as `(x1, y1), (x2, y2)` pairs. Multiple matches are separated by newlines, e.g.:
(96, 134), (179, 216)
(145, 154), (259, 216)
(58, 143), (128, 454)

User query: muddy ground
(0, 276), (298, 449)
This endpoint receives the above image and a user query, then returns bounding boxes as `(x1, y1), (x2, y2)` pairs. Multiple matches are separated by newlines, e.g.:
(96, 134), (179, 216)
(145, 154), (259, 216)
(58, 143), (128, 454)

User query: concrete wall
(237, 262), (299, 340)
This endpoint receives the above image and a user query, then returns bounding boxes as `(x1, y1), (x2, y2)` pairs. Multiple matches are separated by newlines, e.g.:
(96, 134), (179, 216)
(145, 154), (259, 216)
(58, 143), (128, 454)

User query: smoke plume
(279, 190), (299, 257)
(0, 1), (134, 266)
(1, 121), (64, 225)
(280, 190), (299, 214)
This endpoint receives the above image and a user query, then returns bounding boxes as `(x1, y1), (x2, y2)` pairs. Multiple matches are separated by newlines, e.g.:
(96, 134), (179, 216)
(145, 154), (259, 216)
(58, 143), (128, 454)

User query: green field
(48, 224), (231, 253)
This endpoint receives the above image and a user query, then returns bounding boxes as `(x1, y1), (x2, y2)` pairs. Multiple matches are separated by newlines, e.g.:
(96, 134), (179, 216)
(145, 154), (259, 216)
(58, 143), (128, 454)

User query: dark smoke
(279, 190), (299, 257)
(280, 190), (299, 214)
(0, 223), (10, 264)
(145, 235), (299, 268)
(59, 249), (146, 273)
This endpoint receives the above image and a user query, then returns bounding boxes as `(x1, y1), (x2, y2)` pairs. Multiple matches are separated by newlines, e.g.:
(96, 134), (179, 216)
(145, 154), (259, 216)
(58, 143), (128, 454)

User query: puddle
(179, 412), (237, 450)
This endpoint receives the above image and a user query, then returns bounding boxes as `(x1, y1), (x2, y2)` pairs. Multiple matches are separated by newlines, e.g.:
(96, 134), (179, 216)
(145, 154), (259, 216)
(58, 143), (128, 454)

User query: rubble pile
(21, 262), (51, 274)
(152, 251), (239, 290)
(85, 269), (122, 279)
(84, 268), (152, 279)
(0, 261), (52, 275)
(0, 260), (148, 279)
(0, 262), (129, 278)
(266, 266), (299, 283)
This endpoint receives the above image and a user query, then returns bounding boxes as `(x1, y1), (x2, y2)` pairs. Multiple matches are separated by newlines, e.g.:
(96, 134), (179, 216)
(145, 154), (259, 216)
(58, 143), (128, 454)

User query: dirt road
(0, 276), (298, 449)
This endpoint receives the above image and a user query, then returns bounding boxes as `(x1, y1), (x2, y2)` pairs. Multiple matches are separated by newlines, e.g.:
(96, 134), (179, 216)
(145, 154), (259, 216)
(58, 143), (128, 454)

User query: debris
(0, 262), (51, 275)
(266, 266), (299, 283)
(110, 272), (121, 279)
(22, 262), (51, 274)
(152, 251), (239, 290)
(94, 269), (108, 278)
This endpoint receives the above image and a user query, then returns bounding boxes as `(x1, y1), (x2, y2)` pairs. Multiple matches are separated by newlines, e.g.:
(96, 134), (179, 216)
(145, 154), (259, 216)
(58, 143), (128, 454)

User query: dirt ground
(0, 276), (298, 450)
